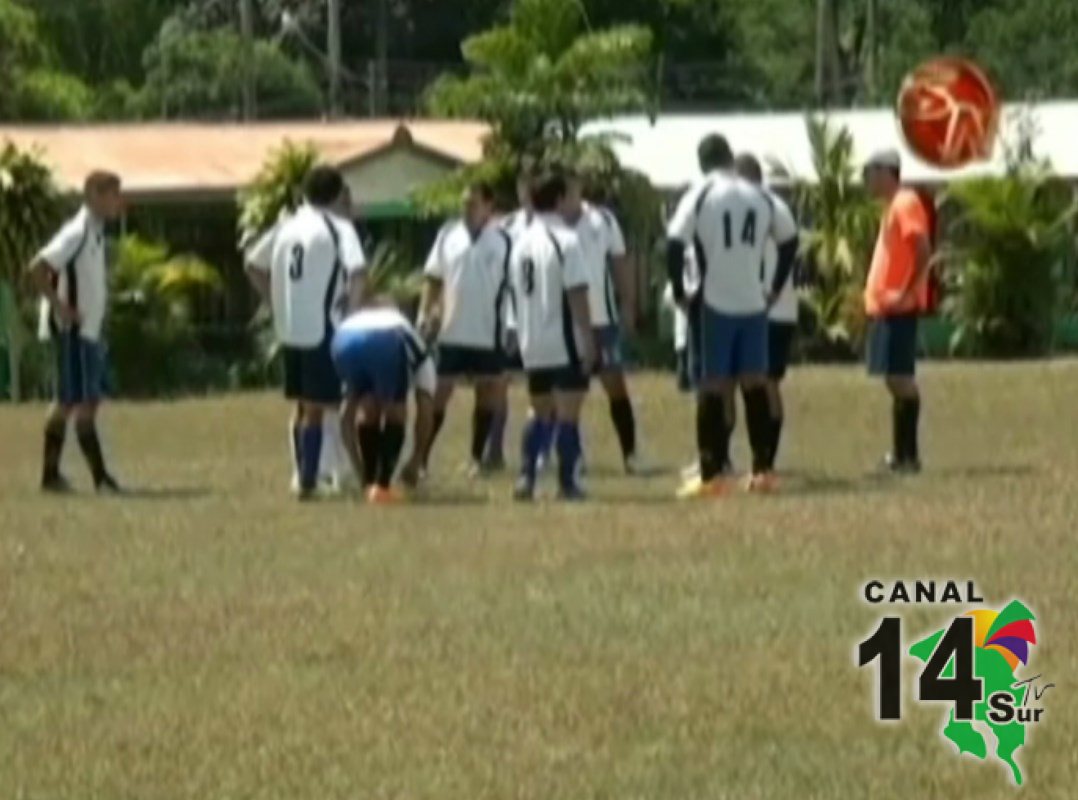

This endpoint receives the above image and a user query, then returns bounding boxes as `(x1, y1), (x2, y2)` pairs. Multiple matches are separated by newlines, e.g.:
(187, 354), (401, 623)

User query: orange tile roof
(0, 120), (489, 196)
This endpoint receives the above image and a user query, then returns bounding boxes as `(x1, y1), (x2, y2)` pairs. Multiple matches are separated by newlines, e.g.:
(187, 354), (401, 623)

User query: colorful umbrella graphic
(965, 600), (1037, 673)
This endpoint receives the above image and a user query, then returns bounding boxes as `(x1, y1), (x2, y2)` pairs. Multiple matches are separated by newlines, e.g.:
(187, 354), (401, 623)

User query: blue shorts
(594, 325), (624, 372)
(701, 308), (769, 380)
(57, 332), (105, 407)
(331, 327), (409, 403)
(867, 314), (918, 377)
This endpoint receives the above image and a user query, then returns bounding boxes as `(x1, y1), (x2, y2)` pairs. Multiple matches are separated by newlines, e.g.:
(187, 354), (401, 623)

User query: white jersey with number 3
(264, 204), (365, 347)
(508, 214), (588, 370)
(668, 172), (788, 316)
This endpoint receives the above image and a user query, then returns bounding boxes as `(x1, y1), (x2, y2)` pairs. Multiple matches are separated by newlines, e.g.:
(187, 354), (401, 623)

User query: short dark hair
(697, 134), (734, 172)
(84, 170), (121, 196)
(304, 166), (345, 206)
(734, 153), (763, 184)
(469, 180), (496, 204)
(530, 169), (568, 212)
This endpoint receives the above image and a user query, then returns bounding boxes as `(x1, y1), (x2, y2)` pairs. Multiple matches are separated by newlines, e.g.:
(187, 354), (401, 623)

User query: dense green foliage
(4, 0), (1078, 122)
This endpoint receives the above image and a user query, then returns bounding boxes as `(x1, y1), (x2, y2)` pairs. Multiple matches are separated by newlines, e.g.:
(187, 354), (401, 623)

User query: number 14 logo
(858, 616), (983, 721)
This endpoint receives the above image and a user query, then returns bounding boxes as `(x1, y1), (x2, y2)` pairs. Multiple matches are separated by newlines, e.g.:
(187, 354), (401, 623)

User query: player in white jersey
(246, 185), (361, 492)
(563, 175), (644, 473)
(667, 134), (798, 498)
(735, 153), (801, 473)
(483, 170), (536, 469)
(30, 171), (124, 494)
(331, 303), (436, 504)
(507, 170), (596, 500)
(247, 167), (366, 499)
(417, 181), (511, 475)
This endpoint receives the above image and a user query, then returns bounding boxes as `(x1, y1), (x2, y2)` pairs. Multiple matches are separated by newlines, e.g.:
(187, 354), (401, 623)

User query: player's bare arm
(245, 263), (271, 306)
(417, 276), (444, 342)
(30, 258), (80, 325)
(566, 285), (596, 371)
(613, 253), (636, 332)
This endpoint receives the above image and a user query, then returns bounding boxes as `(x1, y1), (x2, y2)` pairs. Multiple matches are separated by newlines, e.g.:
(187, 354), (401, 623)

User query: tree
(137, 16), (322, 119)
(425, 0), (655, 152)
(0, 141), (65, 400)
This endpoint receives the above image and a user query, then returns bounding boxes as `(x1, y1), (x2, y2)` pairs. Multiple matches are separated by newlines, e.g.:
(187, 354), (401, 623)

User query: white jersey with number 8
(508, 214), (589, 370)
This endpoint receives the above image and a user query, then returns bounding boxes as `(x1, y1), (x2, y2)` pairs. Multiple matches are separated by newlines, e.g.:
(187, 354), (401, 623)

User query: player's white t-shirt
(762, 189), (801, 323)
(572, 202), (627, 328)
(255, 204), (365, 347)
(508, 213), (589, 370)
(336, 307), (436, 394)
(668, 172), (791, 316)
(423, 218), (511, 350)
(35, 206), (108, 341)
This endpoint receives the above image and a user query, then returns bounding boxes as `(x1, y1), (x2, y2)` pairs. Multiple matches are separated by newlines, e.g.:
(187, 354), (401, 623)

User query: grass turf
(1, 362), (1076, 799)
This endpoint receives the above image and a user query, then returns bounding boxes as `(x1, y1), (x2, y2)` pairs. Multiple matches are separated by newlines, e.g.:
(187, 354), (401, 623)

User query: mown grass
(1, 362), (1076, 799)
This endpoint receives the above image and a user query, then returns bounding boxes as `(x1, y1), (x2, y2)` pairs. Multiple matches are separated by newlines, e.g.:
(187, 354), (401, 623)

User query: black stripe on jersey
(320, 213), (344, 332)
(402, 327), (427, 370)
(560, 293), (581, 371)
(493, 228), (512, 352)
(600, 208), (619, 325)
(543, 226), (564, 264)
(54, 223), (90, 337)
(692, 179), (718, 283)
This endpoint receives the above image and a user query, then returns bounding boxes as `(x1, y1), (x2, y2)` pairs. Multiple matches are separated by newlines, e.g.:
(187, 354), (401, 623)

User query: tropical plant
(0, 141), (65, 400)
(942, 170), (1077, 357)
(779, 116), (879, 356)
(237, 140), (320, 246)
(107, 234), (226, 396)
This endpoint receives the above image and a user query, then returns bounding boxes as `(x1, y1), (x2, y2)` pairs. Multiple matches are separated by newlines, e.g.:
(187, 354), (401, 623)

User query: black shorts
(767, 321), (797, 380)
(867, 314), (919, 377)
(283, 336), (342, 404)
(437, 344), (505, 379)
(526, 365), (589, 396)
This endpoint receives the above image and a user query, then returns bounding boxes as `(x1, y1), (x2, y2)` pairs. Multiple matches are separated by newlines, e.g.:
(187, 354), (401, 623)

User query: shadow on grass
(115, 486), (214, 501)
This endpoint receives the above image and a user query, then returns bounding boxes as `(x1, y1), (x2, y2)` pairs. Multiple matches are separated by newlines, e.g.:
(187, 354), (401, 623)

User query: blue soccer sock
(300, 424), (323, 492)
(556, 421), (583, 492)
(520, 416), (550, 484)
(540, 420), (558, 462)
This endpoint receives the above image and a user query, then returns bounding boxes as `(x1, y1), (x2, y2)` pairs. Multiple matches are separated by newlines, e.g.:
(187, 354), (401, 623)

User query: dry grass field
(1, 362), (1077, 799)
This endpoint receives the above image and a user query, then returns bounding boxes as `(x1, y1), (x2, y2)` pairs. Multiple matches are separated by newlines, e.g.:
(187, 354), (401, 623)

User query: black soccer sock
(75, 418), (109, 485)
(697, 394), (727, 481)
(770, 415), (784, 470)
(471, 407), (495, 464)
(743, 386), (772, 475)
(892, 397), (904, 461)
(357, 423), (381, 487)
(378, 422), (406, 488)
(903, 397), (921, 463)
(608, 396), (637, 460)
(425, 410), (447, 467)
(42, 417), (66, 483)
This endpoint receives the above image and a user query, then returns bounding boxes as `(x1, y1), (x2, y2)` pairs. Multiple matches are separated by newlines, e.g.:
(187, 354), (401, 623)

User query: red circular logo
(897, 57), (1001, 169)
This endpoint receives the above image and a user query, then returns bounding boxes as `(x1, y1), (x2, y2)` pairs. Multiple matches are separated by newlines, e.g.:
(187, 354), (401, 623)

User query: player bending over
(331, 304), (436, 504)
(734, 153), (801, 474)
(508, 169), (596, 501)
(563, 174), (644, 474)
(416, 181), (511, 476)
(667, 134), (797, 498)
(30, 171), (124, 493)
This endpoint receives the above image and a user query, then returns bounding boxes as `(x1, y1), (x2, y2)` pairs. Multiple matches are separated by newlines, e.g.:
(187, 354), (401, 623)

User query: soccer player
(667, 134), (797, 497)
(417, 181), (512, 475)
(30, 171), (124, 493)
(508, 169), (596, 501)
(251, 166), (366, 499)
(246, 178), (364, 494)
(863, 149), (932, 473)
(563, 175), (644, 473)
(735, 153), (801, 472)
(483, 170), (536, 469)
(332, 303), (436, 504)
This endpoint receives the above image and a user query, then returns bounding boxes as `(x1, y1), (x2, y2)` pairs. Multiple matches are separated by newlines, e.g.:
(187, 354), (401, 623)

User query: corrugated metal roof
(582, 101), (1078, 189)
(0, 120), (489, 196)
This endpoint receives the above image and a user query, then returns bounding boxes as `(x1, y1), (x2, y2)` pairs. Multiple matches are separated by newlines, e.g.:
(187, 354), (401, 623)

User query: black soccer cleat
(882, 453), (922, 475)
(42, 474), (74, 494)
(95, 473), (124, 495)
